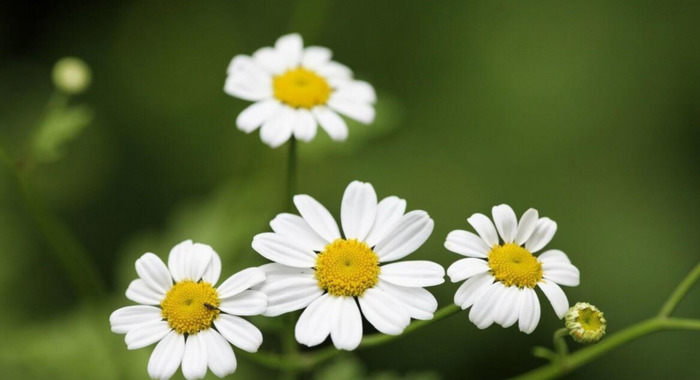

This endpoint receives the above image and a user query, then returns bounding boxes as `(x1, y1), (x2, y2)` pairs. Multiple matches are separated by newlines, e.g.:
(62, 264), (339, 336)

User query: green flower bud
(52, 57), (91, 94)
(565, 302), (607, 343)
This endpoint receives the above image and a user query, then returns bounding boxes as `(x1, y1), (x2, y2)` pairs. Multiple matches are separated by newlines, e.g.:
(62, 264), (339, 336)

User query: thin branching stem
(512, 262), (700, 380)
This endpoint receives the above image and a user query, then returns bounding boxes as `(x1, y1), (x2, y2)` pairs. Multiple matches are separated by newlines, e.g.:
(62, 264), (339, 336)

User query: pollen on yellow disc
(160, 280), (220, 335)
(488, 243), (543, 288)
(315, 239), (380, 297)
(273, 67), (332, 108)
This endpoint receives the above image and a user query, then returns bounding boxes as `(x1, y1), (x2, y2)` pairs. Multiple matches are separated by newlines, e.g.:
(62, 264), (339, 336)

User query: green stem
(512, 317), (700, 380)
(659, 262), (700, 318)
(0, 139), (105, 299)
(552, 328), (569, 359)
(246, 303), (461, 371)
(514, 263), (700, 380)
(286, 137), (297, 211)
(357, 303), (461, 348)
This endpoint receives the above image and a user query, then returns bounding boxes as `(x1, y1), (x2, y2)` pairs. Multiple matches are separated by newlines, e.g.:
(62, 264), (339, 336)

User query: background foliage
(1, 1), (698, 379)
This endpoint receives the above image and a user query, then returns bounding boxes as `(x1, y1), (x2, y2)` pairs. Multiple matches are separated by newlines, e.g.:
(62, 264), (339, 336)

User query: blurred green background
(1, 0), (699, 379)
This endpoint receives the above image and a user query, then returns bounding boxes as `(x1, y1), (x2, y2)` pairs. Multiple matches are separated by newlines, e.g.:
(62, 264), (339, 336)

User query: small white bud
(52, 57), (91, 94)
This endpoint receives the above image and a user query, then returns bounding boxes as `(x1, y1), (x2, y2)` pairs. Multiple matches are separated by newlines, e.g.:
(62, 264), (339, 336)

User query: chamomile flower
(110, 240), (267, 380)
(445, 204), (580, 334)
(252, 181), (444, 350)
(224, 33), (376, 148)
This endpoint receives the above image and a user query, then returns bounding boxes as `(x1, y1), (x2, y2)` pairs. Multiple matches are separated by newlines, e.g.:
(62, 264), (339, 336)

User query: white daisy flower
(110, 240), (267, 380)
(252, 181), (444, 350)
(444, 204), (580, 334)
(224, 33), (376, 148)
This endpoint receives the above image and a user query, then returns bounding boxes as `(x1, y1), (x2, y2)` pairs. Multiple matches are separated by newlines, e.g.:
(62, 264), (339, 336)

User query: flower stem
(513, 317), (700, 380)
(552, 328), (569, 359)
(513, 262), (700, 380)
(286, 137), (297, 211)
(245, 303), (462, 371)
(659, 262), (700, 318)
(0, 139), (105, 299)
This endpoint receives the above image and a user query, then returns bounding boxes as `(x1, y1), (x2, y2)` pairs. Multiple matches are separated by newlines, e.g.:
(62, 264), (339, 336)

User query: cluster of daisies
(110, 34), (582, 380)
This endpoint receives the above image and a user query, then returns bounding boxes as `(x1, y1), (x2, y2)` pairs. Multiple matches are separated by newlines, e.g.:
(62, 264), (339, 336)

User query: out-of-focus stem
(0, 139), (105, 299)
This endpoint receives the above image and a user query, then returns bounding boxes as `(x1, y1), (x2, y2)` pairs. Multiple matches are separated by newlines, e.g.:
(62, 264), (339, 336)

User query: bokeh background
(1, 1), (699, 379)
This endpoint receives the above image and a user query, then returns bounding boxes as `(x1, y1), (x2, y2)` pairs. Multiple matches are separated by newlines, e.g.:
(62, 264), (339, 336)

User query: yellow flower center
(315, 239), (380, 297)
(160, 280), (220, 335)
(488, 243), (543, 288)
(273, 67), (332, 108)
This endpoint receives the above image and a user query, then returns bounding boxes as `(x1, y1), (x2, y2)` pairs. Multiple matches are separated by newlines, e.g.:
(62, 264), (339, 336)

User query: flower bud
(565, 302), (607, 343)
(52, 57), (91, 94)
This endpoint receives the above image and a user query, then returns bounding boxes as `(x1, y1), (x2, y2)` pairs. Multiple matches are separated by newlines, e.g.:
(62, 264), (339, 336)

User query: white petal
(538, 280), (570, 319)
(292, 108), (318, 142)
(223, 74), (272, 101)
(312, 106), (348, 141)
(295, 294), (334, 347)
(167, 240), (192, 283)
(148, 330), (185, 380)
(340, 181), (377, 241)
(330, 296), (362, 351)
(253, 47), (286, 75)
(201, 329), (236, 378)
(467, 213), (499, 247)
(515, 208), (539, 245)
(492, 204), (518, 244)
(135, 253), (172, 295)
(125, 320), (171, 350)
(167, 240), (214, 282)
(236, 100), (282, 133)
(493, 286), (521, 328)
(252, 233), (317, 268)
(444, 230), (491, 258)
(260, 109), (294, 148)
(201, 250), (221, 286)
(257, 275), (323, 316)
(215, 314), (263, 353)
(446, 258), (490, 283)
(217, 267), (267, 299)
(469, 283), (503, 329)
(377, 281), (438, 320)
(327, 97), (375, 124)
(316, 61), (353, 80)
(542, 262), (580, 287)
(538, 249), (571, 264)
(270, 213), (328, 252)
(126, 279), (164, 305)
(226, 55), (271, 83)
(518, 287), (541, 334)
(379, 261), (445, 287)
(181, 333), (207, 380)
(301, 46), (332, 69)
(374, 210), (433, 262)
(257, 263), (316, 283)
(110, 305), (163, 334)
(274, 33), (304, 69)
(537, 249), (571, 264)
(359, 288), (410, 335)
(525, 218), (557, 253)
(332, 80), (376, 104)
(293, 194), (341, 242)
(219, 290), (267, 316)
(454, 273), (494, 309)
(364, 196), (406, 248)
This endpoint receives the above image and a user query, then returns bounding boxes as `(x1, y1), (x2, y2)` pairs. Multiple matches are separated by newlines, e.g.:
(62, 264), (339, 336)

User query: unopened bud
(52, 57), (91, 94)
(565, 302), (607, 343)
